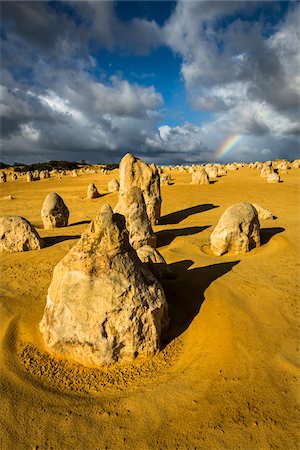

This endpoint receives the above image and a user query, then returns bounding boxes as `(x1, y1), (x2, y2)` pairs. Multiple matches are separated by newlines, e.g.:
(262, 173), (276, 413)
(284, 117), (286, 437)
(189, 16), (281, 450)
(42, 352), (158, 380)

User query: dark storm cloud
(0, 0), (299, 164)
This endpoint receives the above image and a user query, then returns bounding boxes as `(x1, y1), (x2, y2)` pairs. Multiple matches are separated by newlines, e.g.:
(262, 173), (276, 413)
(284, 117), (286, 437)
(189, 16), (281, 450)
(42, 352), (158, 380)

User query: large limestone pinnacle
(39, 204), (169, 367)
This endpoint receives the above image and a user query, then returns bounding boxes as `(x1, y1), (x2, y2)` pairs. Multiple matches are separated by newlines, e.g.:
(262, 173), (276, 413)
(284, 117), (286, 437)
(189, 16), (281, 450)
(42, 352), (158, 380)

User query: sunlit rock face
(87, 183), (100, 199)
(39, 204), (169, 367)
(121, 186), (157, 250)
(108, 178), (120, 192)
(114, 153), (161, 225)
(210, 202), (260, 256)
(0, 216), (43, 252)
(41, 192), (69, 229)
(191, 167), (210, 185)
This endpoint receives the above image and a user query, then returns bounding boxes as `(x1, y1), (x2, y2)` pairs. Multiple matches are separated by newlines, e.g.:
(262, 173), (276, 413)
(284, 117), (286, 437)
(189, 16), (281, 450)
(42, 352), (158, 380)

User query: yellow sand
(0, 167), (299, 449)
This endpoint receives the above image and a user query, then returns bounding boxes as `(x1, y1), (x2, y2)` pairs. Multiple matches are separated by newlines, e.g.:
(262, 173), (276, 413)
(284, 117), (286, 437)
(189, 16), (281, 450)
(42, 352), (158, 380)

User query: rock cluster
(0, 216), (43, 252)
(210, 202), (260, 255)
(39, 204), (168, 366)
(41, 193), (69, 229)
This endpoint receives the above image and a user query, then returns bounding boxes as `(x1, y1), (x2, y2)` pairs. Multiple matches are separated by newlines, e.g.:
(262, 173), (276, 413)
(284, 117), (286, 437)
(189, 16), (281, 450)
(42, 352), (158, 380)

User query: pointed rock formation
(210, 202), (260, 256)
(41, 192), (69, 229)
(0, 216), (43, 252)
(114, 153), (161, 225)
(108, 178), (120, 192)
(87, 183), (100, 199)
(122, 186), (157, 250)
(39, 204), (168, 366)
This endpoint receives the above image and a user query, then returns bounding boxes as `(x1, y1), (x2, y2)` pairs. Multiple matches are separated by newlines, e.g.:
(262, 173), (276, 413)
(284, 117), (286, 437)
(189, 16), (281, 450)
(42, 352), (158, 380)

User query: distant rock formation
(87, 183), (100, 199)
(0, 216), (43, 252)
(108, 178), (120, 192)
(0, 171), (7, 183)
(114, 153), (161, 225)
(267, 173), (281, 183)
(210, 202), (260, 255)
(191, 167), (210, 185)
(41, 192), (69, 229)
(39, 204), (169, 366)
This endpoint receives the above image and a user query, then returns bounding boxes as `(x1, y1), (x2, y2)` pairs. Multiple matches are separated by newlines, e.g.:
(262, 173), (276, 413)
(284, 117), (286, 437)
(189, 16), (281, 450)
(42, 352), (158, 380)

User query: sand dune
(0, 167), (299, 448)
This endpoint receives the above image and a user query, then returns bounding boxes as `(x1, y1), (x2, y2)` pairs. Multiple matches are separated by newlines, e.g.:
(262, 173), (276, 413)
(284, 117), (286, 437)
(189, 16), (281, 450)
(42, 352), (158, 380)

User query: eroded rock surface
(39, 204), (168, 366)
(252, 203), (275, 220)
(41, 192), (69, 229)
(191, 168), (210, 185)
(114, 153), (161, 225)
(0, 216), (43, 252)
(210, 202), (260, 255)
(108, 179), (120, 192)
(122, 186), (157, 250)
(87, 183), (100, 199)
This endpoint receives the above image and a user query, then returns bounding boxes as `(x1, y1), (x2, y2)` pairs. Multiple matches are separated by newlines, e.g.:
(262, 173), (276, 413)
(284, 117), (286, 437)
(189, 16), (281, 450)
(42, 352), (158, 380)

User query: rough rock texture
(161, 174), (172, 185)
(11, 173), (17, 181)
(267, 173), (280, 183)
(207, 167), (218, 179)
(114, 153), (161, 225)
(87, 183), (100, 199)
(26, 171), (33, 182)
(252, 203), (275, 220)
(136, 245), (173, 280)
(108, 179), (120, 192)
(39, 204), (168, 367)
(210, 202), (260, 256)
(261, 164), (274, 177)
(0, 216), (43, 252)
(41, 193), (69, 229)
(0, 171), (7, 183)
(191, 168), (210, 185)
(122, 186), (156, 250)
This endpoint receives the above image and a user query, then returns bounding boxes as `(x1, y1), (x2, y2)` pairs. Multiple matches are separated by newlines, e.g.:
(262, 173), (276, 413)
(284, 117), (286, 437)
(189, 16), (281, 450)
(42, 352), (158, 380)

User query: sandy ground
(0, 166), (299, 449)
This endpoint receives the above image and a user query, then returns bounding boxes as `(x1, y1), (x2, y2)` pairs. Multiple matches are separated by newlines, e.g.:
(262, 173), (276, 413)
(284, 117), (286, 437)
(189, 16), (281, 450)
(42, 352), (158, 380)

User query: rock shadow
(43, 235), (81, 247)
(260, 227), (285, 245)
(68, 220), (91, 227)
(161, 259), (240, 345)
(156, 226), (210, 247)
(160, 204), (218, 225)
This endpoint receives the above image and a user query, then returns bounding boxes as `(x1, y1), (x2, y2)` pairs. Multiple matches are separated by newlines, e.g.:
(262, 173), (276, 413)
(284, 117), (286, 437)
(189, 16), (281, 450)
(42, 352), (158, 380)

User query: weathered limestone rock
(108, 178), (120, 192)
(191, 167), (210, 185)
(160, 174), (172, 185)
(267, 172), (280, 183)
(41, 192), (69, 229)
(136, 245), (173, 280)
(0, 171), (7, 183)
(217, 166), (227, 176)
(207, 167), (218, 179)
(39, 204), (168, 366)
(261, 164), (274, 177)
(72, 169), (78, 177)
(122, 186), (156, 250)
(0, 216), (43, 252)
(26, 171), (33, 182)
(252, 204), (275, 220)
(87, 183), (100, 199)
(210, 202), (260, 256)
(114, 153), (161, 225)
(11, 173), (17, 181)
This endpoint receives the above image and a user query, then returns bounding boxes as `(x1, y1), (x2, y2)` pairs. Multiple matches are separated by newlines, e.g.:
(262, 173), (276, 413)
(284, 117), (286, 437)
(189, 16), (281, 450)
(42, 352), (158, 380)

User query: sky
(0, 0), (299, 165)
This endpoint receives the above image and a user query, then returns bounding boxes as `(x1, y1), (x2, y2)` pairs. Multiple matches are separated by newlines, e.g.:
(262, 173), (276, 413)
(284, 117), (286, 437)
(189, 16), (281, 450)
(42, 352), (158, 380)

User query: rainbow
(215, 134), (242, 160)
